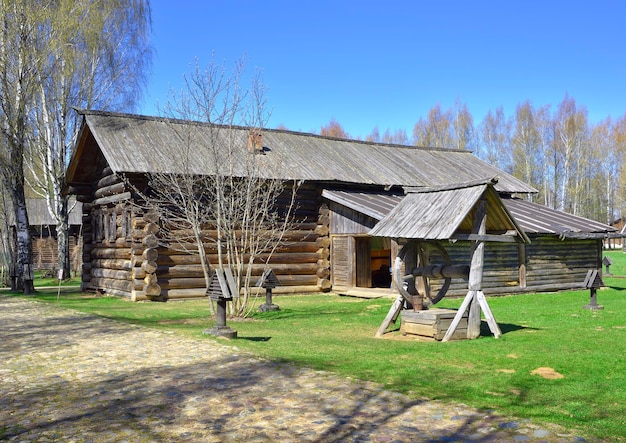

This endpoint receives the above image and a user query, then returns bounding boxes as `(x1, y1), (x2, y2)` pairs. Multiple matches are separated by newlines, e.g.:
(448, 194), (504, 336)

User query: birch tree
(451, 100), (475, 150)
(0, 1), (47, 292)
(412, 103), (453, 147)
(413, 101), (473, 150)
(511, 101), (541, 192)
(534, 105), (554, 207)
(554, 95), (588, 212)
(26, 0), (151, 279)
(477, 106), (510, 170)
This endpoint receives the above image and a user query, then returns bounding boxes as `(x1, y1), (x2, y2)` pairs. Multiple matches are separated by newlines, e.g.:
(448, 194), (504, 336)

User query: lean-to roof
(67, 110), (537, 194)
(323, 188), (617, 238)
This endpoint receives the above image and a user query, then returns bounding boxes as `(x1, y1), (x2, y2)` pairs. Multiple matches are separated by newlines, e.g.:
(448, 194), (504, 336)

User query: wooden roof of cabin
(502, 197), (617, 236)
(67, 110), (538, 194)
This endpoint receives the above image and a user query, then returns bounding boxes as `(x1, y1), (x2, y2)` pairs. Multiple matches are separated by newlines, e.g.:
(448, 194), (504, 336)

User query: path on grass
(0, 295), (593, 442)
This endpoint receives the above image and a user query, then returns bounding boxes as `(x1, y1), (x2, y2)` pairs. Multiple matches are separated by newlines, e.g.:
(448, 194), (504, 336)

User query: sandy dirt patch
(530, 367), (564, 379)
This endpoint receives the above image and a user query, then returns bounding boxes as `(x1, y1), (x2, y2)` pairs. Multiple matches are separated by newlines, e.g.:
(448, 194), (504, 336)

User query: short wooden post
(602, 256), (613, 276)
(583, 269), (604, 310)
(203, 269), (237, 339)
(257, 269), (281, 312)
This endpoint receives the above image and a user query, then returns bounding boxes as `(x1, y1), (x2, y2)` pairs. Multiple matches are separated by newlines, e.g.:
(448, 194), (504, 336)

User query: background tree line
(317, 95), (626, 225)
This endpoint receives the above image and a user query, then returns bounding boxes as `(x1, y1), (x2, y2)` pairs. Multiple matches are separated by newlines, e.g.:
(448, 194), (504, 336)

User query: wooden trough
(401, 309), (468, 341)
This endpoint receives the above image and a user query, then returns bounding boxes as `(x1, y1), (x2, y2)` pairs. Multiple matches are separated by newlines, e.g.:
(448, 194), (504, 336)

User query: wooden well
(401, 309), (468, 341)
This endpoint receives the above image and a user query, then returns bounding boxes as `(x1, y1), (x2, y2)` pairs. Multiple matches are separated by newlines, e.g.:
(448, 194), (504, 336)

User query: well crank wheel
(393, 239), (451, 306)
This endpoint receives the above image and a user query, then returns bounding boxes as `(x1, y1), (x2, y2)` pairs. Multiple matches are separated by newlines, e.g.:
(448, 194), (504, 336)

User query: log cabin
(66, 110), (618, 300)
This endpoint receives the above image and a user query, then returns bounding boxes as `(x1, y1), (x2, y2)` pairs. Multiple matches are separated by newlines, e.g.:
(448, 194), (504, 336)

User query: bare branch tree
(133, 56), (299, 316)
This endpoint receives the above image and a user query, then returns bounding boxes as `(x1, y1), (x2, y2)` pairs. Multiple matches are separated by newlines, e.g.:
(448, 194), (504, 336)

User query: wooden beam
(92, 191), (132, 207)
(442, 290), (475, 342)
(452, 234), (518, 243)
(375, 294), (404, 338)
(477, 290), (501, 338)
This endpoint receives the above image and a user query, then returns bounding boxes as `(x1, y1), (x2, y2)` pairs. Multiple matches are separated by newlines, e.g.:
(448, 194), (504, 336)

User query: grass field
(12, 250), (626, 441)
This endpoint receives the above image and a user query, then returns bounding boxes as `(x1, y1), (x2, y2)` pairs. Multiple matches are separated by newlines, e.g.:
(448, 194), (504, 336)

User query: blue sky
(141, 0), (626, 139)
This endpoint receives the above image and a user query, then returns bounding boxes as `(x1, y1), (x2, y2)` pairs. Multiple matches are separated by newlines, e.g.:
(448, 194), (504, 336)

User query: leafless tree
(134, 56), (299, 316)
(320, 117), (350, 139)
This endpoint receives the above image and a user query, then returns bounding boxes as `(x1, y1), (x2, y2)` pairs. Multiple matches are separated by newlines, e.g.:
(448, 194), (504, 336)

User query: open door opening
(356, 237), (391, 288)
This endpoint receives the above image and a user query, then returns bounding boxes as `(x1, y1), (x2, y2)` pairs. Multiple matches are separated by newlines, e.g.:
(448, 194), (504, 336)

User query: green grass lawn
(8, 250), (626, 441)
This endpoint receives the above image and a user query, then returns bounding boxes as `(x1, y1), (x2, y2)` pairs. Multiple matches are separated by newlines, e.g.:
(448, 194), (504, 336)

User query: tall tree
(533, 105), (554, 207)
(25, 0), (152, 279)
(413, 101), (473, 149)
(554, 94), (588, 213)
(413, 103), (453, 147)
(451, 99), (475, 150)
(477, 106), (510, 170)
(320, 117), (350, 139)
(511, 101), (541, 191)
(613, 114), (626, 218)
(381, 128), (409, 145)
(0, 1), (50, 292)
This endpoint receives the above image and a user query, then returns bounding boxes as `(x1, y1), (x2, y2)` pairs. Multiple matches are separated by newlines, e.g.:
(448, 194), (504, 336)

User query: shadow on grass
(481, 321), (540, 336)
(237, 336), (272, 342)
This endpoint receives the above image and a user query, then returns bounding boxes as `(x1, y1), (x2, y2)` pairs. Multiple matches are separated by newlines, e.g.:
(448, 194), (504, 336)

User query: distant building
(9, 198), (83, 273)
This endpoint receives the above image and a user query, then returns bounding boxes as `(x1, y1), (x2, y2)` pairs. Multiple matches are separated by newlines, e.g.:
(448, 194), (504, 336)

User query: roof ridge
(404, 177), (499, 194)
(76, 108), (471, 153)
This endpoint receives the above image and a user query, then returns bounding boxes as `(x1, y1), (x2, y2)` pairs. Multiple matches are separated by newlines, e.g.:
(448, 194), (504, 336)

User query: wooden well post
(442, 197), (502, 341)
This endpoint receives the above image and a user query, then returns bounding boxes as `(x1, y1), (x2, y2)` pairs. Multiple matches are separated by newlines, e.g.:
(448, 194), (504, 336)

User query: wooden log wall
(144, 186), (331, 300)
(74, 166), (137, 298)
(32, 235), (81, 272)
(75, 164), (603, 302)
(425, 236), (600, 299)
(76, 177), (331, 300)
(523, 236), (600, 291)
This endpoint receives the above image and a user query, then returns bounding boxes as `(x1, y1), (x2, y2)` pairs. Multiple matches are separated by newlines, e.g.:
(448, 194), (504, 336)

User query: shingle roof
(368, 180), (527, 241)
(503, 198), (616, 235)
(323, 188), (616, 237)
(7, 199), (82, 226)
(67, 110), (538, 194)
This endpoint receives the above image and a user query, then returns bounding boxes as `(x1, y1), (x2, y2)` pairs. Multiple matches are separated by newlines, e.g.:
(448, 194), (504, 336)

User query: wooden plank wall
(328, 202), (377, 234)
(32, 235), (81, 273)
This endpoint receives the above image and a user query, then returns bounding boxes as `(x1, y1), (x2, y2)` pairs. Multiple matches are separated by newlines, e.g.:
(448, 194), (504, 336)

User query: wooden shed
(65, 110), (617, 300)
(8, 198), (83, 273)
